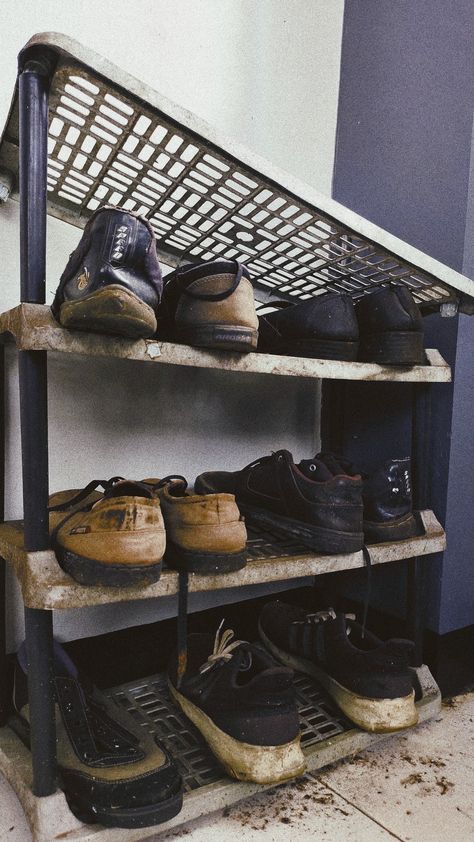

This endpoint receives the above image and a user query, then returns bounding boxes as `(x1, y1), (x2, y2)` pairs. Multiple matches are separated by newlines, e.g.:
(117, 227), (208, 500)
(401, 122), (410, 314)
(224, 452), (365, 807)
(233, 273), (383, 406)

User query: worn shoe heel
(57, 548), (162, 587)
(59, 285), (158, 338)
(359, 331), (424, 365)
(364, 513), (419, 544)
(175, 324), (258, 352)
(258, 623), (418, 733)
(165, 540), (247, 574)
(284, 338), (359, 361)
(168, 680), (306, 784)
(239, 503), (364, 554)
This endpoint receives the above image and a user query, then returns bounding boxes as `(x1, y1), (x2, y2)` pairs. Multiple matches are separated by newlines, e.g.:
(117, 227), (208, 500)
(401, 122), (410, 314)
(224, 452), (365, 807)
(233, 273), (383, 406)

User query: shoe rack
(0, 33), (472, 842)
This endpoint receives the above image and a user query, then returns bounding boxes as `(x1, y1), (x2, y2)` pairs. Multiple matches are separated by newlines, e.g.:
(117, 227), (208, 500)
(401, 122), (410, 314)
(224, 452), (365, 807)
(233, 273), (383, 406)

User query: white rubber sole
(258, 622), (418, 734)
(168, 680), (306, 784)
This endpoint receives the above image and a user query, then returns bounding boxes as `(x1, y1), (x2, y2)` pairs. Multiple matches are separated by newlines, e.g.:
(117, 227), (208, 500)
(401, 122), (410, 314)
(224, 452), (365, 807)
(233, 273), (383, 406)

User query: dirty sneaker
(259, 601), (418, 733)
(157, 259), (258, 351)
(13, 639), (183, 828)
(52, 207), (162, 338)
(167, 623), (306, 784)
(195, 450), (364, 554)
(316, 453), (419, 543)
(48, 478), (166, 586)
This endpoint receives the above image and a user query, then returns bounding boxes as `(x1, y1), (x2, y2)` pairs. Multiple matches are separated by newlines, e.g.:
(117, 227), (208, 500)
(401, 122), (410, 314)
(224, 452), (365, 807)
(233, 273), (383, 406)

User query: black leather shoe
(355, 286), (424, 365)
(195, 450), (364, 554)
(13, 640), (183, 828)
(316, 453), (418, 543)
(167, 624), (305, 783)
(257, 292), (359, 360)
(259, 601), (418, 733)
(52, 207), (162, 338)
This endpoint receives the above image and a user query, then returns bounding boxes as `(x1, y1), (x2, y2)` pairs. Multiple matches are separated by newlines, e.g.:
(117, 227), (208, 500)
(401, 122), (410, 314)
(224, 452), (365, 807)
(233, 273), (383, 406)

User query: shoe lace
(291, 608), (356, 632)
(240, 449), (289, 473)
(144, 475), (188, 493)
(48, 476), (125, 512)
(199, 620), (247, 674)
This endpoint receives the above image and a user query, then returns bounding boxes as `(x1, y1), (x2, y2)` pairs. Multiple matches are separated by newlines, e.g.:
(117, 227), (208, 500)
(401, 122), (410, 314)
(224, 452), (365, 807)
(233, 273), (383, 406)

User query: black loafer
(13, 640), (183, 829)
(355, 286), (424, 365)
(257, 292), (359, 360)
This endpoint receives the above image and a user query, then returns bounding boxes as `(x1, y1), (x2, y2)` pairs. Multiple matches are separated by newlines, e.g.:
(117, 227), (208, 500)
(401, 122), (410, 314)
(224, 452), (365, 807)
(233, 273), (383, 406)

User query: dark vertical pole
(19, 55), (56, 796)
(176, 572), (189, 688)
(320, 380), (346, 453)
(0, 345), (8, 725)
(407, 383), (432, 665)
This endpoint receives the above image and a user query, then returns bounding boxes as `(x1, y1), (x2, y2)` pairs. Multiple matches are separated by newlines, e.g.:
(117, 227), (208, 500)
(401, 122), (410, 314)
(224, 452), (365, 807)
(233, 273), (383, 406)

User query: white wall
(0, 0), (344, 647)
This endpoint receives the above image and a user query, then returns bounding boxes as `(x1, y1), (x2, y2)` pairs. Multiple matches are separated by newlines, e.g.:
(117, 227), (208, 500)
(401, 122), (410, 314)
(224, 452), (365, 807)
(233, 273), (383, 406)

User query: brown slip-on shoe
(143, 476), (247, 573)
(157, 260), (258, 352)
(49, 479), (166, 587)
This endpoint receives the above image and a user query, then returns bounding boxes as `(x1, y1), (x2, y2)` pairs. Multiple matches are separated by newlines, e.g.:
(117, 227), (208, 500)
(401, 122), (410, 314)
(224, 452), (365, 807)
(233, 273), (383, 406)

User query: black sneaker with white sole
(167, 624), (305, 784)
(258, 601), (418, 733)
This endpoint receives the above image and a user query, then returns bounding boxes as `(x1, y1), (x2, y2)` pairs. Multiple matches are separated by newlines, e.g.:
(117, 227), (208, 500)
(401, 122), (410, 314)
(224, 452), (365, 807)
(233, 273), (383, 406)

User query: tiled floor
(1, 693), (473, 842)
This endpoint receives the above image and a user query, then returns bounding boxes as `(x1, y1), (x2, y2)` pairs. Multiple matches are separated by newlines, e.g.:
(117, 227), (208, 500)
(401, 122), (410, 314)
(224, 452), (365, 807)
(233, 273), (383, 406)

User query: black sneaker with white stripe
(258, 601), (418, 734)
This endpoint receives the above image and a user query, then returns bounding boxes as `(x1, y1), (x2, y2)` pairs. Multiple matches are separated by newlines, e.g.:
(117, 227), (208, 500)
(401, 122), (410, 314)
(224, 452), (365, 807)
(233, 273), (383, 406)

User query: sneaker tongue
(297, 458), (333, 482)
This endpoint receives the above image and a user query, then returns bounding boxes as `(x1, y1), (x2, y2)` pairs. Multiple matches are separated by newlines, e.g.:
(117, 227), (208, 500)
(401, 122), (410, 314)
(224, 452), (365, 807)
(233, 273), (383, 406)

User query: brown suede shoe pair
(48, 476), (247, 587)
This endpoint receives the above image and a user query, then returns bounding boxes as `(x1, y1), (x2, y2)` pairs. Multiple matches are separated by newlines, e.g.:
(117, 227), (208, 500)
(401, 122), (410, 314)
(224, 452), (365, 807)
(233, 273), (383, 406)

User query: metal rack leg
(24, 608), (56, 795)
(177, 572), (189, 688)
(0, 345), (8, 725)
(407, 383), (432, 665)
(18, 55), (56, 795)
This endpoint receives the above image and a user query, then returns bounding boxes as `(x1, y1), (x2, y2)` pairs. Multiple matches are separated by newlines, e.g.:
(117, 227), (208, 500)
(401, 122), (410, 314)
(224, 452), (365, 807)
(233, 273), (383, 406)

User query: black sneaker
(195, 449), (364, 554)
(157, 259), (258, 351)
(258, 601), (418, 733)
(355, 286), (424, 365)
(52, 207), (162, 338)
(316, 453), (418, 543)
(167, 624), (305, 784)
(13, 640), (183, 828)
(257, 292), (359, 360)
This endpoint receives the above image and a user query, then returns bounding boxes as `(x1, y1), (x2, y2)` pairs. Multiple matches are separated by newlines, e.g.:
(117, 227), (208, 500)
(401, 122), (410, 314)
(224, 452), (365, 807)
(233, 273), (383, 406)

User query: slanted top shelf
(0, 32), (474, 313)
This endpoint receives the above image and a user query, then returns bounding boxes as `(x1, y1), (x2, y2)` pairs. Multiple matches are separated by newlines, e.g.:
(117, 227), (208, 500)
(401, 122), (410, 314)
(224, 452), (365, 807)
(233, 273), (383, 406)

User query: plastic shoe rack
(0, 32), (473, 842)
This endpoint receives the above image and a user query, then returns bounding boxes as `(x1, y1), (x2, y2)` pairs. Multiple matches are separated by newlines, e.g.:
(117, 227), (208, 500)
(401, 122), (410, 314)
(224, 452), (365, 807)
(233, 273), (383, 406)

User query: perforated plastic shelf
(1, 33), (474, 311)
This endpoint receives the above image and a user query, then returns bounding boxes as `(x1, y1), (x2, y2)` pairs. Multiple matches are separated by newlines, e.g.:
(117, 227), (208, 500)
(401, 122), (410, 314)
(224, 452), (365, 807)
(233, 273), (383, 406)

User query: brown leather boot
(143, 476), (247, 573)
(157, 260), (258, 351)
(49, 479), (166, 586)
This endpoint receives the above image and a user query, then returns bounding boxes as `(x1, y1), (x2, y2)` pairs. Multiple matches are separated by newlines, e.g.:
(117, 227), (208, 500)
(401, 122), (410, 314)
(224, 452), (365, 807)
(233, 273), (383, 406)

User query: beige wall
(0, 0), (344, 647)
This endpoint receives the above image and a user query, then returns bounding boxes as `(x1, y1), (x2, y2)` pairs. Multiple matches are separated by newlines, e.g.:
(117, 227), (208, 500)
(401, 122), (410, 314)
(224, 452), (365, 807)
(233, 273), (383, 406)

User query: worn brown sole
(57, 548), (162, 587)
(261, 338), (359, 361)
(164, 540), (247, 574)
(238, 502), (364, 554)
(168, 680), (306, 783)
(59, 285), (157, 338)
(175, 324), (258, 352)
(359, 331), (424, 365)
(364, 512), (419, 544)
(258, 622), (418, 733)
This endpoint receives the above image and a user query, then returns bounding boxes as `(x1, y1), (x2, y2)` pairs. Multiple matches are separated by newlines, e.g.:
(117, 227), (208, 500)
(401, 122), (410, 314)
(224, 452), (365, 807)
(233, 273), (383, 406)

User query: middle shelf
(0, 509), (445, 610)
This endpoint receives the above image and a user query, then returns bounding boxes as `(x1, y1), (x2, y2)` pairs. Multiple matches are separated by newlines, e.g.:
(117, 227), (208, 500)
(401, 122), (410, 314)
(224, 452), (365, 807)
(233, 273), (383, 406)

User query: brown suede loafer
(49, 479), (166, 587)
(143, 476), (247, 573)
(157, 259), (258, 352)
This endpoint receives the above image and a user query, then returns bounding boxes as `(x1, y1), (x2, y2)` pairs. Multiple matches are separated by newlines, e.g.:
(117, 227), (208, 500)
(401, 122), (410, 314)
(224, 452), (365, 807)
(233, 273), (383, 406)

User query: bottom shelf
(0, 665), (441, 842)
